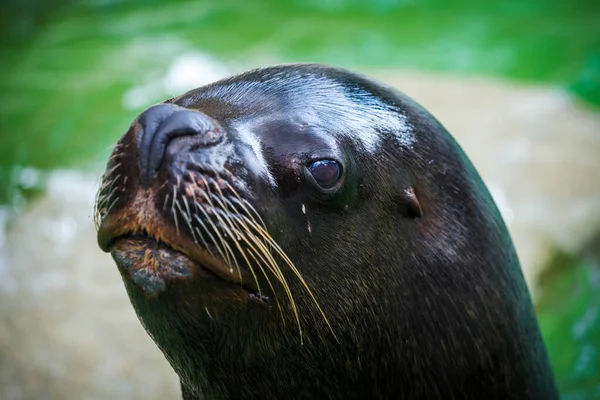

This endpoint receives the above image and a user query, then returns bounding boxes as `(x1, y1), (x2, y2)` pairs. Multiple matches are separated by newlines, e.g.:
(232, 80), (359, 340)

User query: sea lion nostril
(138, 103), (181, 184)
(137, 103), (222, 186)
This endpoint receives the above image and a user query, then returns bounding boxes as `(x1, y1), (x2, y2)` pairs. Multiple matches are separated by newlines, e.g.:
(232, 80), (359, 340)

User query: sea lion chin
(95, 63), (559, 399)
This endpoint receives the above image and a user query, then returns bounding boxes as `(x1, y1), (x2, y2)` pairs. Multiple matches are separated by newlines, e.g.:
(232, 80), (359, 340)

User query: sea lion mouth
(95, 158), (303, 308)
(102, 226), (269, 300)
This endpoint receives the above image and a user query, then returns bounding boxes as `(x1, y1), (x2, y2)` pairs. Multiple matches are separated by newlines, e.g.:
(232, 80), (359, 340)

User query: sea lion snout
(136, 103), (224, 186)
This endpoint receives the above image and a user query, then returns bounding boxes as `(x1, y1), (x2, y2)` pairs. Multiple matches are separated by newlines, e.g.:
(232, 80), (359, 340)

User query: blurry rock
(0, 171), (180, 400)
(1, 71), (600, 399)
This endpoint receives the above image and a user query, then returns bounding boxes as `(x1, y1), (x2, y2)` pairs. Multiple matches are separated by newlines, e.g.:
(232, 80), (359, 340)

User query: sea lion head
(95, 64), (557, 399)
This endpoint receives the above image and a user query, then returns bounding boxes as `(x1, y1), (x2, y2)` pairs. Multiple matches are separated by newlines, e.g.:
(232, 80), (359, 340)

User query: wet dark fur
(97, 64), (558, 399)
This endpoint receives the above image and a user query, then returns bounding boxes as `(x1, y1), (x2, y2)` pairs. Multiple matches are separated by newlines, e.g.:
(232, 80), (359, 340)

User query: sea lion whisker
(104, 195), (121, 218)
(98, 179), (112, 192)
(93, 208), (102, 229)
(93, 186), (110, 224)
(233, 224), (287, 292)
(191, 198), (236, 274)
(97, 179), (119, 207)
(242, 200), (267, 227)
(175, 198), (200, 248)
(98, 176), (117, 192)
(102, 163), (122, 180)
(193, 212), (236, 276)
(218, 194), (304, 332)
(194, 179), (220, 216)
(189, 189), (215, 258)
(170, 183), (182, 235)
(238, 229), (287, 293)
(97, 192), (113, 211)
(242, 242), (285, 320)
(104, 180), (121, 204)
(217, 205), (286, 284)
(198, 175), (214, 201)
(206, 176), (230, 207)
(208, 194), (239, 220)
(210, 207), (263, 296)
(205, 177), (236, 219)
(95, 195), (109, 215)
(171, 193), (182, 237)
(220, 204), (285, 299)
(226, 213), (303, 337)
(242, 218), (305, 281)
(107, 151), (124, 162)
(192, 224), (220, 262)
(226, 195), (269, 231)
(163, 193), (170, 213)
(209, 216), (244, 283)
(213, 198), (290, 324)
(223, 181), (268, 229)
(212, 202), (279, 278)
(171, 184), (177, 209)
(201, 195), (247, 284)
(240, 214), (336, 340)
(201, 210), (237, 271)
(181, 195), (194, 223)
(95, 193), (110, 208)
(172, 202), (181, 235)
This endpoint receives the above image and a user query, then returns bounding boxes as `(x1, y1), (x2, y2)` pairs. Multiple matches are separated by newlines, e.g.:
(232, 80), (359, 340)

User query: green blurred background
(0, 0), (599, 398)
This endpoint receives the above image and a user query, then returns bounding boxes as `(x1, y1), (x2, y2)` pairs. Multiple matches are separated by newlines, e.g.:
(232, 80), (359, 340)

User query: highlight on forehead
(175, 66), (417, 186)
(235, 123), (278, 188)
(184, 66), (416, 153)
(284, 75), (416, 153)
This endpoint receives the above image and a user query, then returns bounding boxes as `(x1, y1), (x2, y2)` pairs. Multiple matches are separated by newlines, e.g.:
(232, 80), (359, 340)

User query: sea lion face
(97, 64), (427, 386)
(96, 64), (422, 328)
(95, 65), (557, 399)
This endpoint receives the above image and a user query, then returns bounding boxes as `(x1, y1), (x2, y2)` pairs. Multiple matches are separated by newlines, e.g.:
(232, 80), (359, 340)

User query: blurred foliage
(0, 0), (599, 204)
(1, 0), (599, 397)
(538, 252), (600, 399)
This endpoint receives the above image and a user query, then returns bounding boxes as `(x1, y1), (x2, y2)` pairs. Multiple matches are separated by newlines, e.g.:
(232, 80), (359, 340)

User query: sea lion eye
(307, 159), (341, 188)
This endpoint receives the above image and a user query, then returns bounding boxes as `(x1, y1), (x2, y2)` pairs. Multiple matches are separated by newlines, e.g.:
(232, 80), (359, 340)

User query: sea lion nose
(137, 103), (223, 186)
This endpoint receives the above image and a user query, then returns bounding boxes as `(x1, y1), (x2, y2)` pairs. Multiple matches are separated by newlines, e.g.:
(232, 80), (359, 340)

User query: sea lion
(95, 64), (558, 399)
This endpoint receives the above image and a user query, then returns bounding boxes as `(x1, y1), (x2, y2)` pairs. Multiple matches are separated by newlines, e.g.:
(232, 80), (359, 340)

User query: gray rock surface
(0, 171), (180, 399)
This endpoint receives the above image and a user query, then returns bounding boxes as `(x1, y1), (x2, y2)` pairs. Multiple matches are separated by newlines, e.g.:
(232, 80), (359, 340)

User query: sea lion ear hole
(306, 159), (342, 189)
(403, 187), (423, 218)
